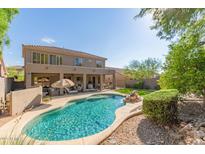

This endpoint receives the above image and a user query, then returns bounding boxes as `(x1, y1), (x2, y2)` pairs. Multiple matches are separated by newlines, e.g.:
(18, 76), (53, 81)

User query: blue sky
(4, 8), (169, 68)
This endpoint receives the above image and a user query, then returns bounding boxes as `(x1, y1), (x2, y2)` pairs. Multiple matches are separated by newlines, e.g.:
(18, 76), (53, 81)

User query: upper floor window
(32, 52), (62, 65)
(49, 55), (62, 65)
(50, 55), (56, 65)
(57, 56), (62, 65)
(33, 52), (40, 64)
(83, 58), (92, 64)
(40, 54), (48, 64)
(33, 52), (48, 64)
(96, 60), (103, 68)
(74, 58), (83, 66)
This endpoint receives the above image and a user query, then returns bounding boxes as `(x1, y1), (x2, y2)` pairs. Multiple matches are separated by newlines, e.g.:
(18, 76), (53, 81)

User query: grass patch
(42, 96), (51, 103)
(7, 66), (24, 81)
(115, 88), (155, 96)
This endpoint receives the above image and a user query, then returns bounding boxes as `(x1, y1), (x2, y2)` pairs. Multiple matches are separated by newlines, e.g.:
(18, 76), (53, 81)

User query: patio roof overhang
(25, 63), (115, 75)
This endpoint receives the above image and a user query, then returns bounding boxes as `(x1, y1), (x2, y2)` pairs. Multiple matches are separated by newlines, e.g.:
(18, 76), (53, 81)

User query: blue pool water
(23, 94), (124, 141)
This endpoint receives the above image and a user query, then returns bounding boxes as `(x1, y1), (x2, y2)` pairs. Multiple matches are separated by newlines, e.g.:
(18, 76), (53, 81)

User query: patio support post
(60, 73), (64, 95)
(100, 74), (103, 91)
(113, 71), (116, 89)
(83, 73), (87, 91)
(95, 75), (98, 88)
(26, 72), (32, 88)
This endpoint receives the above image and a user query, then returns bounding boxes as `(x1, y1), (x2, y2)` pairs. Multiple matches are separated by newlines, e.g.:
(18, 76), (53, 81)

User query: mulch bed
(101, 115), (175, 145)
(101, 98), (205, 145)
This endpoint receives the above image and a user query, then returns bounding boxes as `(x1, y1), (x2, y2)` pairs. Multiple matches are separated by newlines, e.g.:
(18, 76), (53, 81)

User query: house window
(33, 52), (40, 64)
(33, 52), (61, 65)
(56, 56), (62, 65)
(33, 52), (48, 64)
(85, 58), (92, 63)
(40, 54), (48, 64)
(74, 58), (83, 66)
(96, 60), (103, 68)
(40, 54), (45, 64)
(45, 54), (48, 64)
(50, 55), (57, 65)
(49, 55), (62, 65)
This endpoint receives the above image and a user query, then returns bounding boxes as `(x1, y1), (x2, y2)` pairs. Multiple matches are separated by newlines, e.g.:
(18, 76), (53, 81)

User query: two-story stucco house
(22, 45), (116, 91)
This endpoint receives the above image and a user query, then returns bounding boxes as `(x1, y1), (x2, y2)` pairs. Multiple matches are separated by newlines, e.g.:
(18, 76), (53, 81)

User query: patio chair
(49, 88), (60, 96)
(84, 88), (97, 92)
(77, 85), (83, 92)
(87, 83), (93, 89)
(64, 87), (78, 94)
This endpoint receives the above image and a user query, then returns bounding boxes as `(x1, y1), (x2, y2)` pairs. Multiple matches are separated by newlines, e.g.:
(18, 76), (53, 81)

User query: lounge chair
(77, 85), (83, 92)
(49, 88), (60, 96)
(64, 87), (78, 94)
(87, 83), (93, 89)
(84, 88), (97, 92)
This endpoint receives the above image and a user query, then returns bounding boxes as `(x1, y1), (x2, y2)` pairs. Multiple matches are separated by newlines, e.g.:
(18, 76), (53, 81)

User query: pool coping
(0, 91), (142, 145)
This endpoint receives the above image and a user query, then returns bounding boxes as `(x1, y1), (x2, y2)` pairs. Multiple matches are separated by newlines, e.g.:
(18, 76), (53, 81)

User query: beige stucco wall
(62, 55), (74, 66)
(0, 77), (13, 104)
(105, 72), (126, 88)
(10, 86), (42, 116)
(0, 60), (7, 77)
(24, 49), (105, 68)
(0, 77), (6, 103)
(0, 64), (3, 77)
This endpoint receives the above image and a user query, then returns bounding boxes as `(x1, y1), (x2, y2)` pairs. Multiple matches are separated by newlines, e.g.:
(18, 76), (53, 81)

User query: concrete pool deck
(0, 91), (142, 145)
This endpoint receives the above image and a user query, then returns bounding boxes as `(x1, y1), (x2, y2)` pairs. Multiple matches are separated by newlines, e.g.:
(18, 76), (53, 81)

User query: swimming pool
(23, 94), (125, 141)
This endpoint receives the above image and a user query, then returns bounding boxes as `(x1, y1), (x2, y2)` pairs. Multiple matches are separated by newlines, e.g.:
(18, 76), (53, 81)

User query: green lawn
(7, 66), (24, 81)
(115, 88), (155, 96)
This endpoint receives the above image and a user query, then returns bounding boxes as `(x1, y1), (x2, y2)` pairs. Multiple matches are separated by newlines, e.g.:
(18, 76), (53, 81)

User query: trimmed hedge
(143, 89), (179, 124)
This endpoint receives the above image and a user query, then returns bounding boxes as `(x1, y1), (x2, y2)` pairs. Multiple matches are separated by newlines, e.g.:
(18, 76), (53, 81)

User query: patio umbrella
(51, 79), (75, 89)
(38, 78), (49, 82)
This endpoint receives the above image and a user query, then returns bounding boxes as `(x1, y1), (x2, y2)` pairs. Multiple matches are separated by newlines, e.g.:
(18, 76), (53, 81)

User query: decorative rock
(178, 141), (185, 145)
(164, 126), (170, 130)
(180, 122), (187, 128)
(194, 130), (205, 139)
(174, 134), (183, 140)
(198, 122), (205, 128)
(192, 139), (205, 145)
(123, 91), (141, 103)
(108, 139), (117, 144)
(199, 127), (205, 132)
(186, 130), (195, 138)
(184, 136), (193, 144)
(179, 124), (193, 133)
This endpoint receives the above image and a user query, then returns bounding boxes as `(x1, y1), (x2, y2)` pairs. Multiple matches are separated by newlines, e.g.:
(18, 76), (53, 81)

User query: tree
(135, 8), (205, 40)
(136, 8), (205, 104)
(124, 58), (161, 80)
(0, 9), (19, 59)
(159, 22), (205, 104)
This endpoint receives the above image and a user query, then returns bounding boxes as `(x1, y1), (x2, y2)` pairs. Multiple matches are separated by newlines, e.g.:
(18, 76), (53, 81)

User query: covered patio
(25, 63), (116, 95)
(30, 72), (116, 94)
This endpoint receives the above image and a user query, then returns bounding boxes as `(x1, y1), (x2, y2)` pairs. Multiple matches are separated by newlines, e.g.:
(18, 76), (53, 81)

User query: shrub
(143, 89), (179, 124)
(134, 80), (144, 89)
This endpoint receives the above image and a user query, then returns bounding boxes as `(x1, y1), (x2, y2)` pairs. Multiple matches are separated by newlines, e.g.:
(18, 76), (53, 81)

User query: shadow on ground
(136, 118), (175, 145)
(178, 100), (205, 123)
(30, 104), (52, 111)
